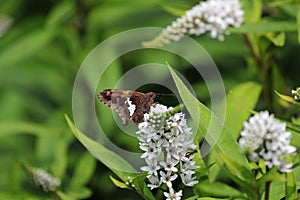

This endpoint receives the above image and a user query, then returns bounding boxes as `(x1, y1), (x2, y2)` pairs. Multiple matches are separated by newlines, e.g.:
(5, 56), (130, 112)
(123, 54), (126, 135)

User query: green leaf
(196, 181), (243, 198)
(132, 174), (156, 200)
(50, 130), (73, 179)
(185, 196), (198, 200)
(275, 90), (299, 105)
(241, 0), (262, 22)
(69, 152), (96, 189)
(223, 82), (261, 138)
(45, 1), (75, 29)
(157, 3), (186, 16)
(110, 176), (129, 189)
(65, 114), (135, 173)
(257, 168), (286, 187)
(268, 182), (285, 200)
(203, 81), (262, 183)
(285, 120), (300, 134)
(265, 32), (286, 46)
(195, 198), (231, 200)
(218, 152), (253, 184)
(0, 121), (48, 137)
(297, 9), (300, 44)
(64, 188), (92, 199)
(56, 191), (77, 200)
(229, 19), (297, 33)
(286, 157), (298, 200)
(110, 173), (156, 200)
(0, 29), (54, 68)
(168, 65), (250, 170)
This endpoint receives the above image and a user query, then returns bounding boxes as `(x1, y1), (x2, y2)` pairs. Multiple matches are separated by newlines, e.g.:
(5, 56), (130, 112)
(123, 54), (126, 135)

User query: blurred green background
(0, 0), (299, 199)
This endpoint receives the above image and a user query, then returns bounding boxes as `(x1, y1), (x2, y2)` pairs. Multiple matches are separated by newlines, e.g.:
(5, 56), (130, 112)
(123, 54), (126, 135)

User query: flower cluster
(239, 111), (296, 172)
(24, 164), (61, 192)
(137, 104), (199, 199)
(291, 87), (300, 102)
(143, 0), (244, 47)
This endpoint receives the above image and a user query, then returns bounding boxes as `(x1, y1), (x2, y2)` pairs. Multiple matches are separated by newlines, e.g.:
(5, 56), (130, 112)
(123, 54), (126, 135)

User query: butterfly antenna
(155, 93), (175, 97)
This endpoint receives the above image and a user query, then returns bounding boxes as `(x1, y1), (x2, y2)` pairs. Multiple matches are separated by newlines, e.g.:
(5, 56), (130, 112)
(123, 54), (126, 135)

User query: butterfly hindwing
(98, 89), (156, 125)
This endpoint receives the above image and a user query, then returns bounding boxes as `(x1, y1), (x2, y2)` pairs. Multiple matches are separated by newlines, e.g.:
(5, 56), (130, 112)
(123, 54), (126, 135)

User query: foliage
(0, 0), (300, 199)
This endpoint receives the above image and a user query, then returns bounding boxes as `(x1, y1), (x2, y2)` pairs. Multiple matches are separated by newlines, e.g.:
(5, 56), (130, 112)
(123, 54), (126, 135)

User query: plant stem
(265, 181), (271, 200)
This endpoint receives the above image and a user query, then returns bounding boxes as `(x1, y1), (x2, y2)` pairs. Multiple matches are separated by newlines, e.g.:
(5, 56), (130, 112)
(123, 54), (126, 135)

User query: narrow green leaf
(285, 120), (300, 134)
(229, 19), (297, 33)
(223, 82), (261, 138)
(196, 182), (243, 198)
(275, 90), (299, 104)
(0, 121), (51, 137)
(65, 188), (92, 199)
(110, 176), (129, 189)
(0, 29), (54, 68)
(57, 191), (77, 200)
(69, 152), (96, 189)
(196, 197), (231, 200)
(257, 168), (286, 186)
(45, 1), (75, 28)
(218, 152), (253, 183)
(208, 82), (261, 181)
(185, 195), (198, 200)
(297, 9), (300, 44)
(132, 174), (156, 200)
(265, 32), (286, 46)
(157, 3), (186, 16)
(268, 182), (285, 200)
(286, 157), (298, 200)
(168, 65), (250, 170)
(241, 0), (262, 22)
(65, 114), (135, 173)
(217, 158), (257, 199)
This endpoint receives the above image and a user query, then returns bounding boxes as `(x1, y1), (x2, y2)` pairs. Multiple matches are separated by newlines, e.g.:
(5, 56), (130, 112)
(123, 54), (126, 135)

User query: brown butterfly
(98, 89), (156, 125)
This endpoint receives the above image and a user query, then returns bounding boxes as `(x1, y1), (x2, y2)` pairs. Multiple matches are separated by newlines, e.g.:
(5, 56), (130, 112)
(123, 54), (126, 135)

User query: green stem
(265, 181), (271, 200)
(242, 34), (275, 111)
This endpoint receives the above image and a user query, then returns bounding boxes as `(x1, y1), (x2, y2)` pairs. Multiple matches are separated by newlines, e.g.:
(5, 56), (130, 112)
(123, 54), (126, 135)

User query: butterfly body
(98, 89), (156, 125)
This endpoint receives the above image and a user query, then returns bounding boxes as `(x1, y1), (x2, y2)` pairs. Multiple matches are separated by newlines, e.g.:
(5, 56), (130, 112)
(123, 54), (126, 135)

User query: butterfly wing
(98, 89), (135, 125)
(130, 92), (156, 124)
(98, 89), (156, 125)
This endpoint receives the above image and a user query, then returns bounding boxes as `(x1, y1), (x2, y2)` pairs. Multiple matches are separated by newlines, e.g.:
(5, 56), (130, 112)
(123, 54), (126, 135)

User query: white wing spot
(126, 97), (136, 116)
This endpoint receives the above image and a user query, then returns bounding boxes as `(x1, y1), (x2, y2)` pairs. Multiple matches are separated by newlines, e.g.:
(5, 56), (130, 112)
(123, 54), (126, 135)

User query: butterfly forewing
(98, 89), (156, 125)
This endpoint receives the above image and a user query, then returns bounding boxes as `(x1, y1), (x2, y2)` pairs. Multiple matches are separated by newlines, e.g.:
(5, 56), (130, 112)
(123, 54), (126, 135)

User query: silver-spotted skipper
(98, 89), (156, 125)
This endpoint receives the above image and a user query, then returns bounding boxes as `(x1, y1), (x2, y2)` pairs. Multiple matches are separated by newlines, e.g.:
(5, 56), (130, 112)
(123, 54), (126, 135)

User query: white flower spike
(143, 0), (244, 47)
(137, 104), (199, 199)
(239, 111), (296, 173)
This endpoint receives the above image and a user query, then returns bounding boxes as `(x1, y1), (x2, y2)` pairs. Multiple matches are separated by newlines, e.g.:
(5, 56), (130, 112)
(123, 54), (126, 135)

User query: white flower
(147, 175), (162, 190)
(238, 111), (296, 173)
(160, 155), (179, 172)
(180, 158), (199, 175)
(143, 0), (244, 47)
(180, 173), (199, 187)
(164, 188), (183, 200)
(160, 171), (178, 188)
(141, 158), (161, 176)
(140, 142), (161, 159)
